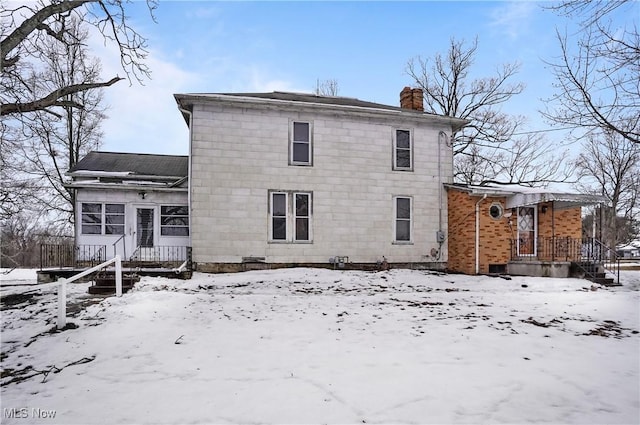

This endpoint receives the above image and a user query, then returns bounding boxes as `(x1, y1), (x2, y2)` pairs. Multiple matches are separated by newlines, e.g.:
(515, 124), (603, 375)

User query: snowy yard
(1, 267), (639, 424)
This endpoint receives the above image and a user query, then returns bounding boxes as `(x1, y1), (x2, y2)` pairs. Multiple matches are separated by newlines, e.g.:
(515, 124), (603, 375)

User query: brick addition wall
(447, 187), (584, 275)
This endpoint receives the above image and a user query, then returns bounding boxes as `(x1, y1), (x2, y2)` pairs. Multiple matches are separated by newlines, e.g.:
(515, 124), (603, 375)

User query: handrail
(2, 256), (123, 329)
(592, 238), (621, 285)
(112, 234), (127, 258)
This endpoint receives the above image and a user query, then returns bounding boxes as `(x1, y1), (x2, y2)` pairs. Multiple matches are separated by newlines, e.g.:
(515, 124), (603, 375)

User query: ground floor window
(160, 206), (189, 236)
(393, 196), (412, 243)
(81, 203), (125, 235)
(269, 191), (312, 242)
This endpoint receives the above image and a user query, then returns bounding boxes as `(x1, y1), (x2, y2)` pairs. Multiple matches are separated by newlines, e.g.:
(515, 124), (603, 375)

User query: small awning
(506, 192), (607, 210)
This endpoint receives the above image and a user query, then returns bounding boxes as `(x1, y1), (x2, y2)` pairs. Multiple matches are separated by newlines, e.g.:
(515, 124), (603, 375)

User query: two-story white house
(174, 89), (467, 272)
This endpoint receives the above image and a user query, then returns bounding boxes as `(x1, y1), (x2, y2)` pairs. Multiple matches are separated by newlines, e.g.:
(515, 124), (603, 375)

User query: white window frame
(289, 120), (313, 166)
(393, 196), (413, 244)
(269, 190), (313, 243)
(393, 129), (413, 171)
(160, 205), (190, 237)
(516, 206), (537, 256)
(81, 202), (125, 235)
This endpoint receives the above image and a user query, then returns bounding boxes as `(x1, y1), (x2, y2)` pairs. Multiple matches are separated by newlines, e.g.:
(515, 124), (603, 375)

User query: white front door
(517, 206), (537, 256)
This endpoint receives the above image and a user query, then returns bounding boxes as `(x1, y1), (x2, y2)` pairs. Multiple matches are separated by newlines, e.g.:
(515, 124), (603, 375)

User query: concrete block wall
(190, 102), (453, 266)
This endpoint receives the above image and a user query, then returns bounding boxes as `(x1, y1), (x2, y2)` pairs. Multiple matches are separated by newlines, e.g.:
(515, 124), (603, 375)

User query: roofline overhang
(65, 170), (187, 181)
(445, 183), (608, 209)
(174, 93), (470, 132)
(64, 182), (188, 192)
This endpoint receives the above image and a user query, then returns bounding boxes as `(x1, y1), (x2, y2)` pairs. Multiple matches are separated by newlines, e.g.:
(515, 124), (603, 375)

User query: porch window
(81, 203), (102, 234)
(160, 206), (189, 236)
(81, 203), (125, 235)
(105, 204), (125, 234)
(394, 196), (412, 243)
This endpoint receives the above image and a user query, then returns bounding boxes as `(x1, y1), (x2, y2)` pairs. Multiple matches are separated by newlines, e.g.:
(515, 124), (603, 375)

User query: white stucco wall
(75, 188), (189, 259)
(189, 101), (454, 264)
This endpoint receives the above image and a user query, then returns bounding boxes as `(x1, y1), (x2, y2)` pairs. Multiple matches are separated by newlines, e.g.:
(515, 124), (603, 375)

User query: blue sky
(89, 1), (633, 156)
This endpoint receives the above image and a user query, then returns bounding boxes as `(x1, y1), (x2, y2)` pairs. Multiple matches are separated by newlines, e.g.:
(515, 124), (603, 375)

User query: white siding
(76, 188), (189, 259)
(190, 103), (453, 264)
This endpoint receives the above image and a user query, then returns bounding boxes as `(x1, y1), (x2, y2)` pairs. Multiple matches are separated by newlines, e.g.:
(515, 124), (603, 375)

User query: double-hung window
(81, 203), (125, 235)
(160, 206), (189, 236)
(393, 129), (413, 171)
(394, 196), (412, 243)
(269, 191), (312, 242)
(290, 121), (312, 165)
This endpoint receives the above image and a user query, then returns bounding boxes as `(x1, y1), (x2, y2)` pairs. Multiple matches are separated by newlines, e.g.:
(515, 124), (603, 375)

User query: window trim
(269, 192), (289, 242)
(393, 196), (413, 244)
(268, 190), (313, 243)
(160, 205), (190, 237)
(80, 202), (125, 236)
(289, 120), (313, 166)
(393, 128), (413, 171)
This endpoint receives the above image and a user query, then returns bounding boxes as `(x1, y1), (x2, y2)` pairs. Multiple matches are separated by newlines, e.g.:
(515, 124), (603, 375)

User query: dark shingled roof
(176, 91), (430, 114)
(70, 151), (188, 177)
(217, 91), (411, 112)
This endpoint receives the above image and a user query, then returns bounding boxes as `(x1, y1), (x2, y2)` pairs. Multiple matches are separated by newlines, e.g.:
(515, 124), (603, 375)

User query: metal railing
(40, 244), (107, 270)
(129, 245), (192, 270)
(510, 237), (620, 283)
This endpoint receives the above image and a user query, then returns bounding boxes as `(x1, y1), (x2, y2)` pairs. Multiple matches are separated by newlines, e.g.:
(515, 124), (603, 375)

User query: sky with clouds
(82, 0), (634, 157)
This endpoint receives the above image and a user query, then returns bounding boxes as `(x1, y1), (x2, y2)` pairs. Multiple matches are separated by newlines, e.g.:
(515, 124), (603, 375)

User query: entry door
(517, 206), (536, 256)
(136, 208), (155, 248)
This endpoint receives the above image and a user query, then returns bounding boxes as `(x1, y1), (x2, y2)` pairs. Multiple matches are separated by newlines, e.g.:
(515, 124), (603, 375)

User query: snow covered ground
(1, 268), (639, 424)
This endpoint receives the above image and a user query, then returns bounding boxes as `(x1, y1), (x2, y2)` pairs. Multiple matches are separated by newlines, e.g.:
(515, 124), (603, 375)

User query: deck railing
(41, 244), (192, 271)
(510, 236), (620, 282)
(40, 244), (107, 270)
(129, 245), (192, 270)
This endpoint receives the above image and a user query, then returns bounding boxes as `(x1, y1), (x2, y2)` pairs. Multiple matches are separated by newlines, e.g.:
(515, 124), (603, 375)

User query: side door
(517, 206), (537, 256)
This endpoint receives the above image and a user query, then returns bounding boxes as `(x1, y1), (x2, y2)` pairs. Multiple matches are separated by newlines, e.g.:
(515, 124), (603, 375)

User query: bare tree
(1, 0), (157, 117)
(315, 78), (339, 96)
(2, 16), (105, 226)
(543, 0), (639, 144)
(407, 37), (571, 186)
(575, 130), (639, 247)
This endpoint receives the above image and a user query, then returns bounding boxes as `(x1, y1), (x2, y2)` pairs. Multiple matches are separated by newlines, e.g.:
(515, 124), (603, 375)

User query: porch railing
(129, 245), (192, 270)
(40, 244), (107, 270)
(510, 237), (620, 283)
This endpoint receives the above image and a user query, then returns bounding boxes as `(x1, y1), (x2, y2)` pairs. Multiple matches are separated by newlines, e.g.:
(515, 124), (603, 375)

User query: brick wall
(447, 188), (511, 274)
(447, 189), (584, 274)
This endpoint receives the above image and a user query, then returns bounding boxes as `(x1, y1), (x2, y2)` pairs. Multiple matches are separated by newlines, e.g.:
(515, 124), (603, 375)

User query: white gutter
(475, 194), (487, 274)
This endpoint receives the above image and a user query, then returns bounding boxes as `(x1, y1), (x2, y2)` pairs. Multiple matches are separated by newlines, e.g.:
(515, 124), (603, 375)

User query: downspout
(437, 131), (448, 259)
(179, 107), (193, 249)
(475, 194), (487, 274)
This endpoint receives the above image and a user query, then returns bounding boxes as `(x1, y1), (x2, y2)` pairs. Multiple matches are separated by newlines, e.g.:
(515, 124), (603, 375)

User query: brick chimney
(399, 86), (424, 112)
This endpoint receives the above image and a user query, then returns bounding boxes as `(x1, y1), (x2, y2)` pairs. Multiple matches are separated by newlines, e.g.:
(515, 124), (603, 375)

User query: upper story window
(81, 203), (125, 235)
(160, 206), (189, 236)
(393, 196), (412, 243)
(269, 191), (312, 243)
(393, 129), (413, 171)
(290, 121), (312, 165)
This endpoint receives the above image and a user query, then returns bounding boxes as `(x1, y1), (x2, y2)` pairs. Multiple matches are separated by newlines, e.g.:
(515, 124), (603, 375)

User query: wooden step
(88, 284), (134, 295)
